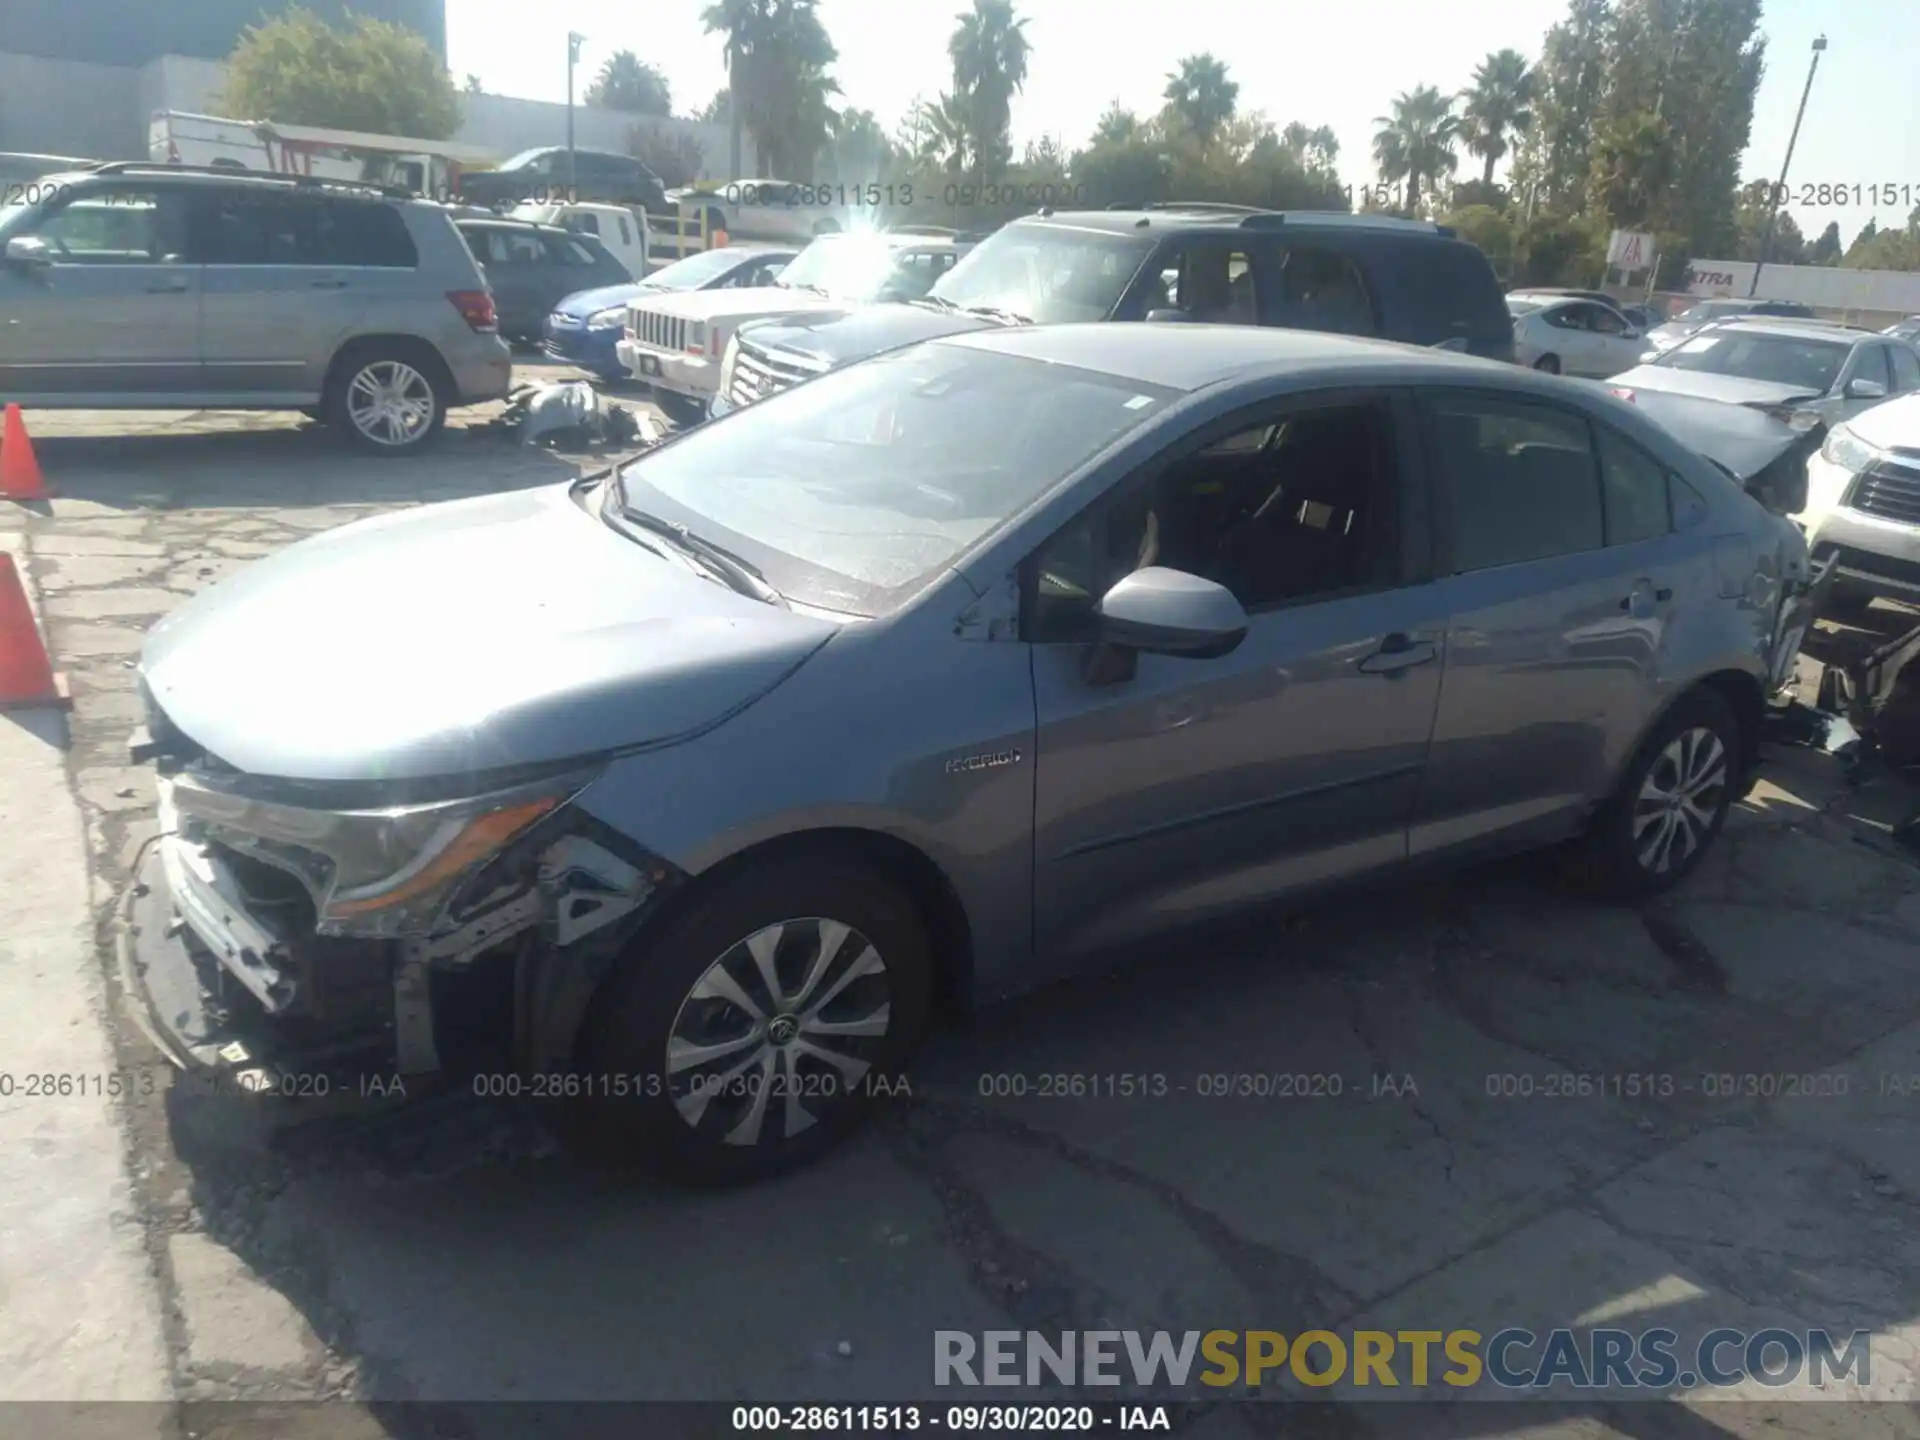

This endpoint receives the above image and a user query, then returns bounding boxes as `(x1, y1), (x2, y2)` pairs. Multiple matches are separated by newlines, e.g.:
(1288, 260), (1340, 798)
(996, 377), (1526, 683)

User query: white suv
(615, 230), (970, 424)
(1800, 391), (1920, 609)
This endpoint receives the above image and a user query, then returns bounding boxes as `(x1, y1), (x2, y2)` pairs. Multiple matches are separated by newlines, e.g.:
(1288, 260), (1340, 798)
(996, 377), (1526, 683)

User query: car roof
(1708, 319), (1873, 345)
(1006, 208), (1457, 241)
(935, 321), (1512, 393)
(40, 164), (417, 203)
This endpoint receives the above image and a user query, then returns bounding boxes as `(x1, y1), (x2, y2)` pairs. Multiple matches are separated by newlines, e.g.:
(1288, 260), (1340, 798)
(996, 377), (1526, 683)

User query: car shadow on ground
(145, 744), (1920, 1437)
(25, 424), (593, 514)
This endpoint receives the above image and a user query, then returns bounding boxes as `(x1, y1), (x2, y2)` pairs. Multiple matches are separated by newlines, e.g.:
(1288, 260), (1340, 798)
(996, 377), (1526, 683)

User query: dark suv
(458, 148), (667, 214)
(712, 203), (1513, 416)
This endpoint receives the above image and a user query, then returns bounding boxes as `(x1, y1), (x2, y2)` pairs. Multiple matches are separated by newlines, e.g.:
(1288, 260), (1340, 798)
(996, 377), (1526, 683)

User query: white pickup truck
(510, 201), (650, 277)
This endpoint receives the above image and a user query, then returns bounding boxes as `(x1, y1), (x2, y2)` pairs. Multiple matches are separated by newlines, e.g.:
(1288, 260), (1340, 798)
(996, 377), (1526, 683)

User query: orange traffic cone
(0, 552), (69, 709)
(1, 404), (49, 501)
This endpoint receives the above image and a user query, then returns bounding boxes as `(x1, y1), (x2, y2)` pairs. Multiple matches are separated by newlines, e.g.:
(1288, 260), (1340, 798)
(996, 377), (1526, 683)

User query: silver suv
(0, 163), (512, 454)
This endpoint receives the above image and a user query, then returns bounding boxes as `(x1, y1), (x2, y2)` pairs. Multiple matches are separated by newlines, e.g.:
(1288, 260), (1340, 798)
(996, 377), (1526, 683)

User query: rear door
(1412, 390), (1687, 861)
(192, 189), (418, 398)
(0, 184), (199, 397)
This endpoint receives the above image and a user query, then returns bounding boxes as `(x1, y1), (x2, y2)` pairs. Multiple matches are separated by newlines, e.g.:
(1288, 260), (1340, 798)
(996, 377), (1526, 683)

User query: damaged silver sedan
(125, 325), (1819, 1185)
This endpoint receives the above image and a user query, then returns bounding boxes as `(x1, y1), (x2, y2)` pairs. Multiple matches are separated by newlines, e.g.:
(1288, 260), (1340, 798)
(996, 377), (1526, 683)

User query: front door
(1028, 390), (1447, 962)
(1412, 390), (1682, 861)
(0, 184), (199, 398)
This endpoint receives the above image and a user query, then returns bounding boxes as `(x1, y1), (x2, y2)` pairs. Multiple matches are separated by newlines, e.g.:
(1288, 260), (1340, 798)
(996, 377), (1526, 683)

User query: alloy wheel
(345, 360), (436, 446)
(1632, 726), (1729, 875)
(666, 918), (891, 1147)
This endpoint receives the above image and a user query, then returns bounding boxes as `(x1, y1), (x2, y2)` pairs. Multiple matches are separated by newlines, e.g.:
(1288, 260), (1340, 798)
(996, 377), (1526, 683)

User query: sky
(446, 0), (1920, 243)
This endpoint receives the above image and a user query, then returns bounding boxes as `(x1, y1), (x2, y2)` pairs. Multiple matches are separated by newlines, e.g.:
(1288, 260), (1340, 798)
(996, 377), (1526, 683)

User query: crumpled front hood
(743, 304), (999, 367)
(1605, 375), (1811, 482)
(1609, 365), (1825, 412)
(141, 485), (836, 784)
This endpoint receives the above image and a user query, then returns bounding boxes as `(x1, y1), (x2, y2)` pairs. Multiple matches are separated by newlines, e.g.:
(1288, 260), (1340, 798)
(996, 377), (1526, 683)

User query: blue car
(543, 245), (797, 380)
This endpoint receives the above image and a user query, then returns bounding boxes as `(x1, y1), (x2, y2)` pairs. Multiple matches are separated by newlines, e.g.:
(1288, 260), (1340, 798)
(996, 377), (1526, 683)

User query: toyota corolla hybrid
(125, 326), (1816, 1186)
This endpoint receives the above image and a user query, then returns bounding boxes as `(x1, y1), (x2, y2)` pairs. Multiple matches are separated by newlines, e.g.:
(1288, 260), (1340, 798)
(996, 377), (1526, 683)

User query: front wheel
(1532, 354), (1561, 374)
(567, 855), (933, 1186)
(1565, 688), (1743, 898)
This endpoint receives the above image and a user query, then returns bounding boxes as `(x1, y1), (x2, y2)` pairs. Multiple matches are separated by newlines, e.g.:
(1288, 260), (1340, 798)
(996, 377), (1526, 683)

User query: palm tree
(948, 0), (1030, 183)
(1281, 121), (1339, 174)
(1091, 101), (1141, 146)
(701, 0), (839, 178)
(1372, 85), (1460, 212)
(585, 50), (672, 116)
(917, 92), (973, 178)
(1458, 48), (1535, 187)
(1162, 53), (1238, 145)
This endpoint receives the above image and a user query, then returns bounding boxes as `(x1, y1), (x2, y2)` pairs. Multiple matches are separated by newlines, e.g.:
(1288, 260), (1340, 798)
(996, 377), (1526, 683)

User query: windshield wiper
(908, 294), (959, 312)
(962, 304), (1032, 325)
(779, 280), (829, 296)
(606, 502), (788, 608)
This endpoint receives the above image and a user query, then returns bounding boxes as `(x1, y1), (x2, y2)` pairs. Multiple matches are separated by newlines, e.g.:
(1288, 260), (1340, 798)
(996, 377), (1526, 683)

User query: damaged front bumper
(120, 772), (682, 1101)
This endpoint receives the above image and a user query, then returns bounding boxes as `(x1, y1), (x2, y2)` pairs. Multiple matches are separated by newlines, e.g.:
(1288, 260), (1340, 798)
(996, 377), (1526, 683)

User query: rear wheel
(325, 343), (449, 455)
(1533, 354), (1562, 374)
(1564, 687), (1743, 898)
(567, 854), (933, 1186)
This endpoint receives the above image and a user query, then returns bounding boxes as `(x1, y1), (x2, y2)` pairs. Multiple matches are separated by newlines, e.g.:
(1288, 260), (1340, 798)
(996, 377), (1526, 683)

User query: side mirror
(5, 235), (53, 269)
(1083, 568), (1248, 684)
(1847, 377), (1888, 400)
(1144, 308), (1198, 323)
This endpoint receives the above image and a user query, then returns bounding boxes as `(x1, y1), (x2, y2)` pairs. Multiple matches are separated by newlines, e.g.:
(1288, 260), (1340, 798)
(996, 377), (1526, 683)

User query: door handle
(1359, 634), (1437, 675)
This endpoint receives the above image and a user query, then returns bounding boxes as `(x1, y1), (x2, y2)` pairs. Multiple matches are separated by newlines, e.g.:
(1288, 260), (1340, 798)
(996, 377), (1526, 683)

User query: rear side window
(1273, 243), (1374, 336)
(1426, 394), (1603, 572)
(193, 192), (416, 267)
(1595, 427), (1674, 546)
(1394, 239), (1506, 347)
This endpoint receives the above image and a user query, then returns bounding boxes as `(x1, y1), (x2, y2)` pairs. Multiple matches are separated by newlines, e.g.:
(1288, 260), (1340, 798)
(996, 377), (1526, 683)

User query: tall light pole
(1749, 34), (1826, 298)
(566, 31), (586, 200)
(728, 38), (743, 178)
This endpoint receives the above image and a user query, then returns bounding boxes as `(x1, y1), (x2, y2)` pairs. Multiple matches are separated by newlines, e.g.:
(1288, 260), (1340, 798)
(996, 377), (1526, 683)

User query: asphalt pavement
(4, 384), (1920, 1439)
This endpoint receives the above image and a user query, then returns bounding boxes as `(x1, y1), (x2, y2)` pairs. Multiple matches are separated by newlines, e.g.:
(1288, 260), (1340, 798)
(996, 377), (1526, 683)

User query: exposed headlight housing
(1821, 422), (1883, 475)
(587, 305), (627, 329)
(166, 771), (593, 938)
(717, 333), (741, 397)
(686, 319), (709, 355)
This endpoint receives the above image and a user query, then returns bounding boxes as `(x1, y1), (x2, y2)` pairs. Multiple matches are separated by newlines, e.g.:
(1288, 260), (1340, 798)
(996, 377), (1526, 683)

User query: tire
(325, 343), (449, 456)
(566, 854), (934, 1186)
(1533, 354), (1562, 374)
(1565, 687), (1743, 899)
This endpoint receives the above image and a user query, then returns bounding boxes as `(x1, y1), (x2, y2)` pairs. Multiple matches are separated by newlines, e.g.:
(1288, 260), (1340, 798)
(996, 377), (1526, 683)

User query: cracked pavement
(6, 398), (1920, 1438)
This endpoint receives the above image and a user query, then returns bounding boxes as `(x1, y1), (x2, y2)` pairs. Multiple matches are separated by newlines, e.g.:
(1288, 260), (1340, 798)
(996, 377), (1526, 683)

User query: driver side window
(1026, 399), (1400, 643)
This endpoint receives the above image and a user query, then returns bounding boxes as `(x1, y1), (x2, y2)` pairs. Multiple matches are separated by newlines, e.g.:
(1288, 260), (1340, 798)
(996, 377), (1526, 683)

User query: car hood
(1848, 392), (1920, 449)
(1608, 366), (1826, 412)
(141, 485), (837, 784)
(1601, 377), (1813, 482)
(555, 281), (666, 318)
(630, 287), (850, 323)
(742, 304), (1000, 366)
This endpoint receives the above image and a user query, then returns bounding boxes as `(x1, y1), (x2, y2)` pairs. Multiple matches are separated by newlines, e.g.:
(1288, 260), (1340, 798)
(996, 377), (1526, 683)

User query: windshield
(0, 173), (85, 239)
(648, 248), (770, 290)
(1507, 298), (1546, 315)
(498, 148), (554, 171)
(1653, 331), (1851, 391)
(930, 225), (1155, 324)
(774, 235), (917, 300)
(616, 341), (1176, 614)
